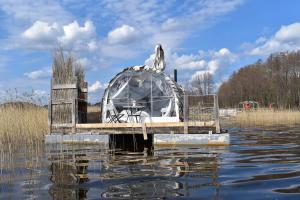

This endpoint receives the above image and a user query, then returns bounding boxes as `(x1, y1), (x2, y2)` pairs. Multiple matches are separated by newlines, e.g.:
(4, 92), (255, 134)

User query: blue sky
(1, 0), (300, 103)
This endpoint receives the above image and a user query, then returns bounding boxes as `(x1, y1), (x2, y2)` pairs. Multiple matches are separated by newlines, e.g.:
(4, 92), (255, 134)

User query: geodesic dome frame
(101, 66), (184, 123)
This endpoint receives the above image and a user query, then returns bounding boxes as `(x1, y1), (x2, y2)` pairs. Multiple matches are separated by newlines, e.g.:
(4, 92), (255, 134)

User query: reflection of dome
(101, 180), (183, 199)
(101, 66), (184, 123)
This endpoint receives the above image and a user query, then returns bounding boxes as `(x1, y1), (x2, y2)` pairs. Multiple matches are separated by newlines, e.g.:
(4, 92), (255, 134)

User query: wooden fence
(184, 94), (220, 133)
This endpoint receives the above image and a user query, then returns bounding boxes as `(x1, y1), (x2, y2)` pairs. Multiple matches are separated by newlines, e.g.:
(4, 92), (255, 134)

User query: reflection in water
(46, 143), (224, 199)
(2, 126), (300, 199)
(102, 180), (183, 199)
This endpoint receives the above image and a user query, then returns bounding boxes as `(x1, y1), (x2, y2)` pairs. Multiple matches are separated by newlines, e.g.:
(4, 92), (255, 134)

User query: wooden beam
(51, 100), (73, 105)
(76, 121), (215, 129)
(52, 84), (77, 90)
(52, 123), (73, 128)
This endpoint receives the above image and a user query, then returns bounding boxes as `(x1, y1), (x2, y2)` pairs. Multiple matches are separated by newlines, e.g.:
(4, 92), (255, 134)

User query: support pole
(142, 123), (148, 140)
(49, 78), (53, 134)
(184, 95), (189, 134)
(214, 95), (221, 133)
(72, 97), (77, 134)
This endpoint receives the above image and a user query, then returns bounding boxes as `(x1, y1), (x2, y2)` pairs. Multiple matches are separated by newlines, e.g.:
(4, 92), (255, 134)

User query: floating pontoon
(46, 45), (229, 146)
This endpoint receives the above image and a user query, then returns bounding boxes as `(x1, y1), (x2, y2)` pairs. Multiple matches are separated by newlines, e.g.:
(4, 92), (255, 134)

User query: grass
(231, 109), (300, 127)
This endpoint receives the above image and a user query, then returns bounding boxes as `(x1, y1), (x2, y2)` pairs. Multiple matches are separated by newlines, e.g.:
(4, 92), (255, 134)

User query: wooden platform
(45, 133), (230, 146)
(46, 120), (229, 146)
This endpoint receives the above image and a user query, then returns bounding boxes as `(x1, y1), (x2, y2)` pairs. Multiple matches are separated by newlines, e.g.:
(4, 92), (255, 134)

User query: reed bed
(0, 103), (48, 176)
(231, 109), (300, 127)
(0, 103), (48, 145)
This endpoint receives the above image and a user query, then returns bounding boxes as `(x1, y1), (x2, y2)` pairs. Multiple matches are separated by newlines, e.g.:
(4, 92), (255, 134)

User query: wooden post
(214, 95), (221, 133)
(142, 123), (147, 140)
(184, 95), (189, 134)
(49, 78), (53, 134)
(72, 97), (76, 134)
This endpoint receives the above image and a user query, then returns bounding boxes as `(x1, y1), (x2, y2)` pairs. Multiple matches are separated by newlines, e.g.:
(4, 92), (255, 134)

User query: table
(123, 105), (145, 122)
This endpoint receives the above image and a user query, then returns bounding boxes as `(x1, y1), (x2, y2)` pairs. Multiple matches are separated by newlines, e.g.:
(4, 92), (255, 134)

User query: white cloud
(21, 20), (96, 50)
(0, 0), (72, 23)
(173, 54), (207, 70)
(24, 69), (51, 79)
(146, 47), (237, 76)
(88, 40), (97, 51)
(107, 25), (138, 44)
(198, 48), (237, 76)
(88, 81), (107, 93)
(250, 22), (300, 55)
(100, 0), (243, 57)
(0, 0), (244, 95)
(59, 20), (95, 47)
(22, 21), (61, 44)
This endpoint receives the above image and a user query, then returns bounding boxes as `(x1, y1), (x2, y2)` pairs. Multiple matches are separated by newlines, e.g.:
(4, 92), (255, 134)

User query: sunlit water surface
(1, 126), (300, 199)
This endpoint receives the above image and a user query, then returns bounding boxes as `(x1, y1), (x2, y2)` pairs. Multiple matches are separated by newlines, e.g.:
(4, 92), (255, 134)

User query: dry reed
(52, 48), (74, 85)
(231, 109), (300, 127)
(0, 103), (48, 145)
(0, 103), (49, 178)
(0, 103), (48, 151)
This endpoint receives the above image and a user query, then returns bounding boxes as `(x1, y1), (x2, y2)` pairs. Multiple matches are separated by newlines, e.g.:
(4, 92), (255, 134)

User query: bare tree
(190, 72), (214, 95)
(218, 50), (300, 108)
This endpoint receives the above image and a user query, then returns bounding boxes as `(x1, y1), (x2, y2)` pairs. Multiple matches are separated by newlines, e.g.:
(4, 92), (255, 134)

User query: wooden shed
(238, 101), (259, 110)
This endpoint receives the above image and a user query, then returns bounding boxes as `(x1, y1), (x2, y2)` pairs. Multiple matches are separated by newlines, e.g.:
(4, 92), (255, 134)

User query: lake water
(1, 126), (300, 199)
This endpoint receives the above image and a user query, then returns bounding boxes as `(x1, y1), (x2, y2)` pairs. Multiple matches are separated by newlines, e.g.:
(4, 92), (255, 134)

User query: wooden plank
(51, 100), (73, 105)
(52, 99), (86, 105)
(52, 84), (77, 90)
(76, 121), (215, 129)
(52, 123), (73, 128)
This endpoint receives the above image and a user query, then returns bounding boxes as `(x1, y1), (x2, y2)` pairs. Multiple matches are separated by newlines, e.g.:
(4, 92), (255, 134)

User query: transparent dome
(102, 67), (183, 123)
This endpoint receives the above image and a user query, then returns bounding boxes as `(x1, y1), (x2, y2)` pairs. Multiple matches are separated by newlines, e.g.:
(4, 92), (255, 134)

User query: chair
(161, 100), (172, 117)
(107, 102), (124, 123)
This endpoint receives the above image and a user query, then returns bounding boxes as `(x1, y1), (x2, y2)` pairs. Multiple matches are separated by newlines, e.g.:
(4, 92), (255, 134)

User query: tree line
(218, 50), (300, 108)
